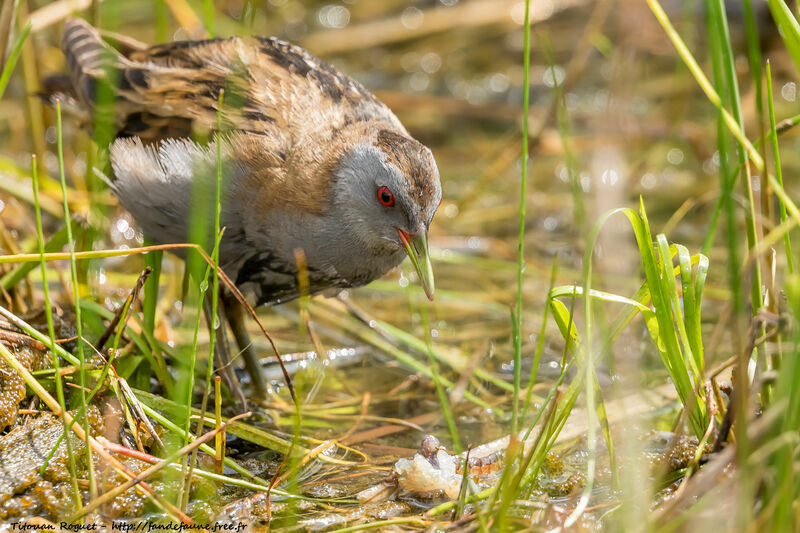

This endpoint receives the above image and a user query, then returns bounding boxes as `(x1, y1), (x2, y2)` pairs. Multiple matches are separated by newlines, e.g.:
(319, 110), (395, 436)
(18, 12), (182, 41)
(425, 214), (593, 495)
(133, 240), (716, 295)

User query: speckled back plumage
(62, 18), (441, 305)
(63, 19), (404, 144)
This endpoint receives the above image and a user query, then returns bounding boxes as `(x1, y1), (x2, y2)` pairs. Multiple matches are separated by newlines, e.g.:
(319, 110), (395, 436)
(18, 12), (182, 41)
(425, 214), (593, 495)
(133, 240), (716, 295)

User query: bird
(57, 18), (442, 403)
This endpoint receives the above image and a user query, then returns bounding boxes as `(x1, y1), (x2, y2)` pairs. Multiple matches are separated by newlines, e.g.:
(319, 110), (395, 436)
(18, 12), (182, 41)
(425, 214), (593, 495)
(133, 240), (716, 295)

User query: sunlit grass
(0, 21), (30, 101)
(31, 152), (81, 505)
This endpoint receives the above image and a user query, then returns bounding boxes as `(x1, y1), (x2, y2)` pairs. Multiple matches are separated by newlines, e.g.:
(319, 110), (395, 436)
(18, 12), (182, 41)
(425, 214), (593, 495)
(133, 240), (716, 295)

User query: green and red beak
(398, 229), (435, 300)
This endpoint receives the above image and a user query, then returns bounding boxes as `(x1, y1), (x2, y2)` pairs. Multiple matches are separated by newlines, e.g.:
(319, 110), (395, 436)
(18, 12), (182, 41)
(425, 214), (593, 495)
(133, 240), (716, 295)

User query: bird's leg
(202, 295), (248, 410)
(221, 291), (268, 399)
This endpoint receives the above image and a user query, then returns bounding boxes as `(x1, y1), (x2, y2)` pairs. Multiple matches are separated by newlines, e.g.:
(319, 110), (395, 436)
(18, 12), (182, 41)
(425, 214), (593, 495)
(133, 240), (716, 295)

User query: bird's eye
(377, 186), (395, 206)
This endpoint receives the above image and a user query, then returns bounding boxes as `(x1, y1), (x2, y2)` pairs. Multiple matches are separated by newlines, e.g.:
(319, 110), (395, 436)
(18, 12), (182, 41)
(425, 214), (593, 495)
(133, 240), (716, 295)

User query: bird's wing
(62, 19), (402, 145)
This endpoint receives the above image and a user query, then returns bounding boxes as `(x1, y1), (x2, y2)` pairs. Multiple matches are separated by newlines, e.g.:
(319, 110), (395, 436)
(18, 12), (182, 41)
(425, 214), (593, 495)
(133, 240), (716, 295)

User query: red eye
(377, 186), (395, 206)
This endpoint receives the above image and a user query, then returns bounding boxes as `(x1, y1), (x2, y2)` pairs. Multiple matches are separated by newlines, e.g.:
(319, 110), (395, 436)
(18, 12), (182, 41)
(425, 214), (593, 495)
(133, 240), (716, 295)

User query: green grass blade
(134, 389), (354, 465)
(708, 0), (763, 319)
(548, 204), (708, 438)
(56, 100), (96, 498)
(657, 237), (698, 381)
(142, 248), (163, 342)
(766, 61), (795, 273)
(677, 244), (705, 376)
(376, 318), (513, 392)
(521, 255), (559, 423)
(420, 301), (461, 453)
(31, 154), (82, 507)
(79, 299), (175, 393)
(645, 0), (763, 171)
(512, 0), (532, 436)
(705, 4), (743, 317)
(0, 21), (30, 101)
(549, 298), (581, 354)
(767, 0), (800, 75)
(1, 224), (69, 290)
(310, 302), (500, 414)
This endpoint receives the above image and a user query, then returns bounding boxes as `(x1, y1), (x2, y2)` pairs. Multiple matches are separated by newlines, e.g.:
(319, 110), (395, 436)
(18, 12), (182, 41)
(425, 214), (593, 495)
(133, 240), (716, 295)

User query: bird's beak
(398, 229), (435, 300)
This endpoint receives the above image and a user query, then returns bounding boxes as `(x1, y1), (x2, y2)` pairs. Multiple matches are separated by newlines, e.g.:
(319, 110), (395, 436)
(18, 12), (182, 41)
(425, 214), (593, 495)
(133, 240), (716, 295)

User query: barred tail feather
(62, 18), (119, 106)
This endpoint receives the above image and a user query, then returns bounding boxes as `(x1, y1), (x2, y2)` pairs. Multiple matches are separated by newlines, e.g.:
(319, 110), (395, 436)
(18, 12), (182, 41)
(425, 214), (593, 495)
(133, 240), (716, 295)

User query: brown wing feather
(62, 18), (409, 215)
(125, 36), (397, 131)
(62, 21), (402, 143)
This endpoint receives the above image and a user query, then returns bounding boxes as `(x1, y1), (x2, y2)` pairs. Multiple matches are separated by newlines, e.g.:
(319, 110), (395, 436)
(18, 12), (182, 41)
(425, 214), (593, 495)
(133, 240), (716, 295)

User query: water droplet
(510, 2), (527, 24)
(702, 156), (718, 175)
(542, 65), (565, 88)
(782, 82), (797, 102)
(72, 154), (87, 177)
(593, 90), (609, 110)
(601, 169), (619, 186)
(44, 152), (58, 174)
(466, 84), (489, 105)
(318, 5), (350, 29)
(446, 75), (469, 99)
(408, 72), (430, 91)
(555, 163), (569, 182)
(420, 52), (442, 74)
(488, 72), (510, 92)
(400, 52), (420, 72)
(401, 7), (424, 29)
(667, 148), (684, 165)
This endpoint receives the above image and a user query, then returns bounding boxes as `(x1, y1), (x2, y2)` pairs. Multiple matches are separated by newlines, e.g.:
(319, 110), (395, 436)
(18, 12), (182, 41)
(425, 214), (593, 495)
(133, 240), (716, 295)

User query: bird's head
(331, 128), (441, 299)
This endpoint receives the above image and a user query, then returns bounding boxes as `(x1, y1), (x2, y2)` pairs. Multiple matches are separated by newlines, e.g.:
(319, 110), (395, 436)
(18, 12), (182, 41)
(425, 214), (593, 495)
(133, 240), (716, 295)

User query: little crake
(59, 19), (442, 400)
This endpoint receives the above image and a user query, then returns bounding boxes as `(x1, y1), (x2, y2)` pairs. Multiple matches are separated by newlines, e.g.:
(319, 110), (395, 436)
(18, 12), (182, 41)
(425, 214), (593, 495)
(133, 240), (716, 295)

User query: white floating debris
(395, 448), (462, 499)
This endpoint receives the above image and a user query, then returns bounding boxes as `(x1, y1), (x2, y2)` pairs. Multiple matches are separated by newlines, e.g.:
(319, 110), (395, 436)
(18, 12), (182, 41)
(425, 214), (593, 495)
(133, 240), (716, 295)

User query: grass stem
(56, 100), (97, 501)
(512, 0), (532, 438)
